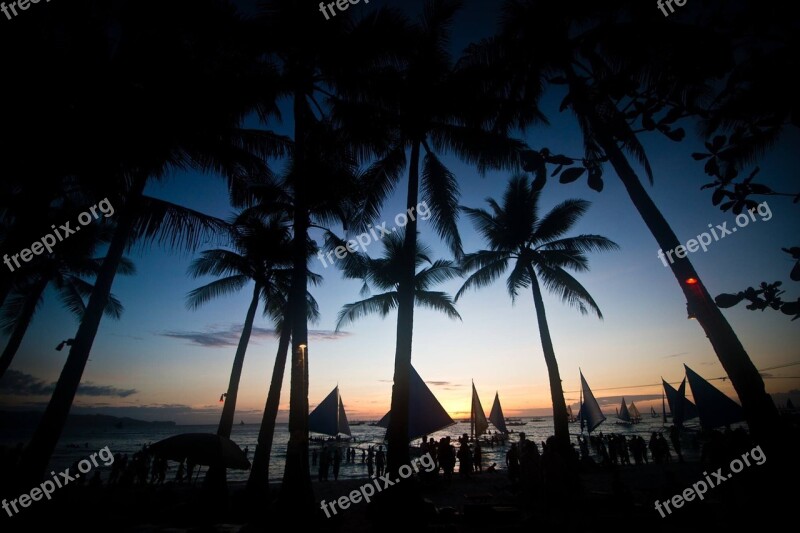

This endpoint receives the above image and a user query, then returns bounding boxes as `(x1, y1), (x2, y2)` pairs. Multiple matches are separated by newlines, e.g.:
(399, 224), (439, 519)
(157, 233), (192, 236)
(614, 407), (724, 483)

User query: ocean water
(1, 417), (703, 483)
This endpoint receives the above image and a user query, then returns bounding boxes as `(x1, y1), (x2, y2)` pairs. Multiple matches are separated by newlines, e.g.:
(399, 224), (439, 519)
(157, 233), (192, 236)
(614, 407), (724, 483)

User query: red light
(686, 278), (698, 285)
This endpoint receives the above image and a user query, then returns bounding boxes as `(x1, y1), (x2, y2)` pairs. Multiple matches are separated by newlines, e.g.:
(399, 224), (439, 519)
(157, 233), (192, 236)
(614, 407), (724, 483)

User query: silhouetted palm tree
(186, 212), (294, 440)
(336, 231), (462, 332)
(331, 0), (525, 474)
(456, 175), (617, 446)
(0, 255), (132, 379)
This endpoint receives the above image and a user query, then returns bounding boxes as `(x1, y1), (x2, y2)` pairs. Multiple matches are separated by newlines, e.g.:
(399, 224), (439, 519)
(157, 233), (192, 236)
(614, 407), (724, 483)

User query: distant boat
(578, 370), (606, 433)
(489, 392), (509, 434)
(662, 377), (698, 425)
(683, 365), (744, 430)
(308, 385), (351, 436)
(470, 382), (489, 439)
(650, 406), (658, 418)
(505, 418), (525, 427)
(350, 421), (366, 426)
(629, 402), (642, 423)
(240, 420), (245, 426)
(376, 365), (455, 441)
(616, 397), (633, 425)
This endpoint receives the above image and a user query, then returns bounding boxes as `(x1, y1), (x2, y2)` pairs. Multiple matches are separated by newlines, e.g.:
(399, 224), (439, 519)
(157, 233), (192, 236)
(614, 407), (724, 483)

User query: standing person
(506, 443), (520, 484)
(367, 446), (375, 477)
(457, 443), (473, 478)
(361, 449), (366, 463)
(473, 442), (482, 472)
(175, 460), (185, 484)
(312, 448), (318, 467)
(375, 446), (385, 477)
(333, 448), (341, 481)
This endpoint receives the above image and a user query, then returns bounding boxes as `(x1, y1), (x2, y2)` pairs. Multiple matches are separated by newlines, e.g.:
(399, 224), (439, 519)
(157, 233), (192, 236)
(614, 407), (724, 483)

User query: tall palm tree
(186, 212), (295, 440)
(464, 0), (781, 444)
(456, 175), (618, 446)
(17, 0), (287, 485)
(335, 231), (462, 332)
(331, 0), (526, 474)
(251, 0), (406, 505)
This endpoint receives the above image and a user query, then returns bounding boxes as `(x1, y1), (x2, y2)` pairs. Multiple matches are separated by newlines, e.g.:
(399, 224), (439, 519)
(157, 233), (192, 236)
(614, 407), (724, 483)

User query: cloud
(160, 324), (351, 348)
(0, 370), (137, 398)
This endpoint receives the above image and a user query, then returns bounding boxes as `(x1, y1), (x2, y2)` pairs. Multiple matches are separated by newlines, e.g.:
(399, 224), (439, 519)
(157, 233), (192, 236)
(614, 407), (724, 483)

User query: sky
(1, 0), (798, 426)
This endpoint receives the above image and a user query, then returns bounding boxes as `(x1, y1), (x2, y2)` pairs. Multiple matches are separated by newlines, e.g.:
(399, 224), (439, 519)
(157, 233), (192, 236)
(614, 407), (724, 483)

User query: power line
(563, 361), (800, 393)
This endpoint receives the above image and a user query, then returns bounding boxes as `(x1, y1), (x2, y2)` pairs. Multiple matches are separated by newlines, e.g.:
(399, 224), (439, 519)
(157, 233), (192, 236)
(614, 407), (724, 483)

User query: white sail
(618, 397), (631, 422)
(471, 382), (489, 438)
(309, 386), (352, 436)
(376, 365), (455, 441)
(579, 370), (606, 433)
(489, 392), (508, 434)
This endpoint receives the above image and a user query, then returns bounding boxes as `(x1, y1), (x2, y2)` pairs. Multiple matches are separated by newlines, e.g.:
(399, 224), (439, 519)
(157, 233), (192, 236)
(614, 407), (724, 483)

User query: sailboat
(650, 406), (658, 418)
(308, 385), (351, 436)
(489, 392), (509, 434)
(471, 382), (489, 440)
(683, 365), (744, 430)
(578, 370), (606, 433)
(628, 402), (642, 424)
(616, 397), (633, 425)
(376, 365), (456, 441)
(662, 378), (699, 425)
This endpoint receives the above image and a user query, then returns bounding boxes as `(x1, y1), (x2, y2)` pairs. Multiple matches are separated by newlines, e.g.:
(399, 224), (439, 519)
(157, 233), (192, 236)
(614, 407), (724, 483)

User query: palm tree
(456, 175), (618, 446)
(464, 0), (781, 443)
(186, 212), (294, 440)
(17, 0), (287, 484)
(335, 231), (462, 332)
(0, 211), (133, 379)
(330, 0), (525, 474)
(0, 258), (132, 379)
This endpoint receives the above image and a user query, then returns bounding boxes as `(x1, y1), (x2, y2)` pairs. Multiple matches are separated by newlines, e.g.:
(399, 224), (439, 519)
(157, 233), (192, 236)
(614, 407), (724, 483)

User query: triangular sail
(685, 365), (745, 430)
(650, 406), (657, 417)
(663, 379), (699, 421)
(673, 378), (688, 426)
(376, 365), (455, 441)
(618, 397), (631, 422)
(578, 371), (606, 433)
(788, 398), (796, 410)
(338, 396), (351, 436)
(309, 386), (352, 436)
(471, 382), (489, 438)
(629, 402), (641, 421)
(489, 392), (508, 434)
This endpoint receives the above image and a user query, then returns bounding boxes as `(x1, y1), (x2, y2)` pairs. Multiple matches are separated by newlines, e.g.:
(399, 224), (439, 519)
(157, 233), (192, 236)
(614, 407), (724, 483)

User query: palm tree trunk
(217, 282), (261, 438)
(568, 75), (780, 445)
(18, 173), (148, 485)
(527, 265), (570, 447)
(0, 275), (49, 379)
(387, 140), (421, 476)
(247, 317), (291, 493)
(281, 91), (313, 510)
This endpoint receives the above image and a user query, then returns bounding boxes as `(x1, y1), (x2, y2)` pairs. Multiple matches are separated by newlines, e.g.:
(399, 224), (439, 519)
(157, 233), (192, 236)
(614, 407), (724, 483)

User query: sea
(1, 417), (704, 483)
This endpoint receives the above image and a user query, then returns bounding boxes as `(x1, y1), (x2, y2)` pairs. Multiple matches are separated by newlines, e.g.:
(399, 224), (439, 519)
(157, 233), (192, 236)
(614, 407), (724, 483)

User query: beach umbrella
(148, 433), (251, 470)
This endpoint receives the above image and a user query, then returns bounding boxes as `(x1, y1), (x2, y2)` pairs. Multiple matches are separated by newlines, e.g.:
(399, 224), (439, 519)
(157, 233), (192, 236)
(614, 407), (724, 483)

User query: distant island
(0, 411), (176, 430)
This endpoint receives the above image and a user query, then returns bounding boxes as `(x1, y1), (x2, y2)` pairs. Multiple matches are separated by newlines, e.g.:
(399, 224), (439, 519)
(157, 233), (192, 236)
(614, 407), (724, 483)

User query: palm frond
(455, 251), (510, 301)
(414, 291), (462, 321)
(535, 263), (603, 319)
(186, 275), (250, 310)
(422, 152), (462, 257)
(335, 293), (398, 331)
